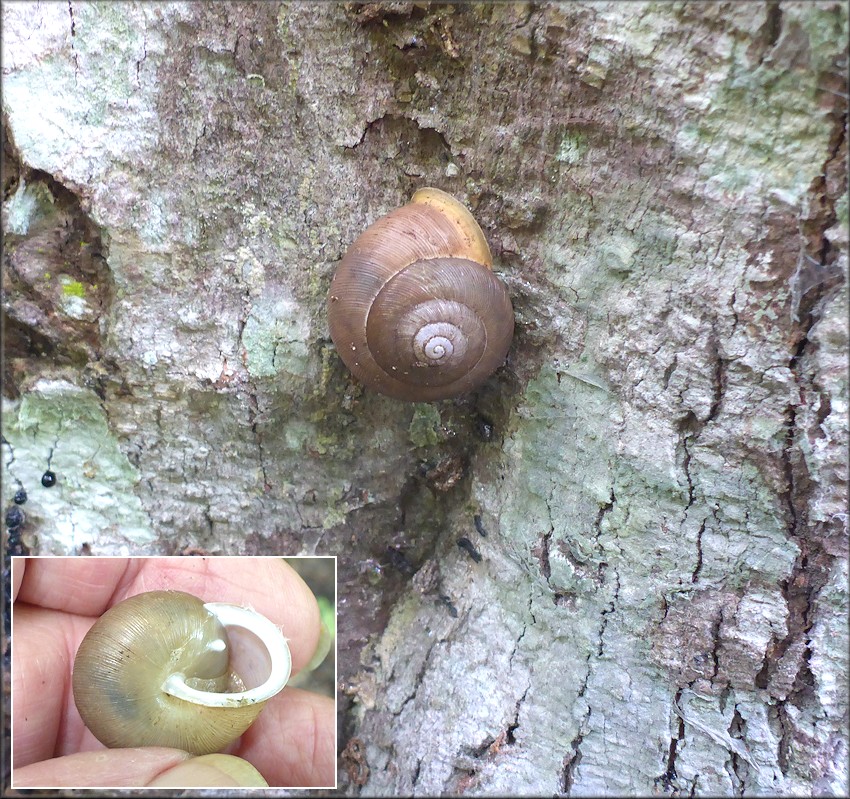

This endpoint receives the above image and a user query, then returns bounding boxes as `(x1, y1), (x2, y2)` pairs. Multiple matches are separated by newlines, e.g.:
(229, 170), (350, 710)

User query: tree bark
(2, 2), (847, 795)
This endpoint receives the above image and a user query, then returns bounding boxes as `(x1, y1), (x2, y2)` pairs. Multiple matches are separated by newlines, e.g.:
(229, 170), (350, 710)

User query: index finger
(14, 557), (321, 674)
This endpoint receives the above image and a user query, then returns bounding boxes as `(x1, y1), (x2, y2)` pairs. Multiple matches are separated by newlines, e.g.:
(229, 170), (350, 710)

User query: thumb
(148, 754), (268, 787)
(12, 748), (267, 788)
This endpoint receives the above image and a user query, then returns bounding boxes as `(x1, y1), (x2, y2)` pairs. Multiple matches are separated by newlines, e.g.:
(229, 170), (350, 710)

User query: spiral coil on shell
(328, 188), (514, 401)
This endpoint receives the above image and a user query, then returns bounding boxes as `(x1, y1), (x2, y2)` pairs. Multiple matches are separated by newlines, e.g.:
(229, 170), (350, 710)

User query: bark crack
(706, 336), (726, 423)
(135, 18), (148, 89)
(560, 729), (584, 795)
(654, 688), (686, 794)
(505, 686), (528, 745)
(762, 105), (846, 711)
(775, 701), (790, 775)
(557, 487), (619, 792)
(560, 607), (598, 794)
(449, 685), (530, 793)
(394, 636), (443, 716)
(679, 426), (696, 510)
(67, 1), (79, 82)
(662, 354), (678, 391)
(596, 568), (619, 656)
(593, 488), (616, 546)
(726, 707), (748, 796)
(537, 528), (553, 585)
(1, 437), (15, 473)
(709, 607), (722, 684)
(245, 388), (270, 492)
(234, 279), (270, 495)
(46, 441), (58, 474)
(755, 1), (783, 67)
(508, 623), (527, 670)
(675, 329), (728, 523)
(690, 518), (705, 583)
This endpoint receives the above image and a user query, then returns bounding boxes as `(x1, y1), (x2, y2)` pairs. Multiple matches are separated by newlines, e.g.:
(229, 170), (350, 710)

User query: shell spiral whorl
(328, 188), (514, 401)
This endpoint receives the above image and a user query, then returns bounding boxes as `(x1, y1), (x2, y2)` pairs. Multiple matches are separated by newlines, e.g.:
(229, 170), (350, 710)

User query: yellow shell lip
(409, 187), (493, 268)
(161, 602), (292, 708)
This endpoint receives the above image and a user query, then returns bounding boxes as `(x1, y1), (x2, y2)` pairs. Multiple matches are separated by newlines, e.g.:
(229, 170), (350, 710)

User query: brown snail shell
(327, 187), (514, 401)
(72, 590), (291, 755)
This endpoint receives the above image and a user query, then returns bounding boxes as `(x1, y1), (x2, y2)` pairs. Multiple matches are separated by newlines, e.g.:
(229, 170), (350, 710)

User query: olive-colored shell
(72, 591), (276, 755)
(328, 187), (514, 401)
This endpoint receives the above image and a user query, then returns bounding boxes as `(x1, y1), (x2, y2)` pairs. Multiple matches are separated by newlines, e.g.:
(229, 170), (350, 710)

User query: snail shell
(72, 590), (291, 755)
(328, 187), (514, 401)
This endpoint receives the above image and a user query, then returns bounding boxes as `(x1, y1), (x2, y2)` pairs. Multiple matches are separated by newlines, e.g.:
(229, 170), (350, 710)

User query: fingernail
(288, 616), (334, 688)
(147, 754), (269, 787)
(306, 618), (333, 673)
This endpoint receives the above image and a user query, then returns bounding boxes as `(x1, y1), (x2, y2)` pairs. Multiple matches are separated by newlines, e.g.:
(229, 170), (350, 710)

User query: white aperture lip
(161, 602), (292, 707)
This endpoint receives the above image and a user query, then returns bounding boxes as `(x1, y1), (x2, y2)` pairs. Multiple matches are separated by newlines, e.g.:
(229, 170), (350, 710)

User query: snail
(327, 187), (514, 401)
(72, 590), (291, 755)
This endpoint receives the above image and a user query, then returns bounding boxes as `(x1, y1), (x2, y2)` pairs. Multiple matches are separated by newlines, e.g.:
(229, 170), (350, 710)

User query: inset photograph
(10, 556), (336, 789)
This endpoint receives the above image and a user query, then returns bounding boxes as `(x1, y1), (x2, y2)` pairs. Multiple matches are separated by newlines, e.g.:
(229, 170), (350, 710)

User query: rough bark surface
(2, 2), (848, 796)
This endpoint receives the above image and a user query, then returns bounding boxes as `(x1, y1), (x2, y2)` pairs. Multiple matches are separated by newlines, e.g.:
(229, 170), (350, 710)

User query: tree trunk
(2, 2), (847, 795)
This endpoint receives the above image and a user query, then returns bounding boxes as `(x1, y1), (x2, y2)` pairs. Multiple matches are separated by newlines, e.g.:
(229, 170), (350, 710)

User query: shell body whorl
(72, 590), (290, 756)
(328, 188), (514, 401)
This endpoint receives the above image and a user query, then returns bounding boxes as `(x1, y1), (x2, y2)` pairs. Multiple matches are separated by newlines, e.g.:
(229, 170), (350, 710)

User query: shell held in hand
(71, 590), (291, 755)
(327, 187), (514, 402)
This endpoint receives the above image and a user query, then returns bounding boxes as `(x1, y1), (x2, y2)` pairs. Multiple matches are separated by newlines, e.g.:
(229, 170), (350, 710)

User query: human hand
(12, 557), (336, 788)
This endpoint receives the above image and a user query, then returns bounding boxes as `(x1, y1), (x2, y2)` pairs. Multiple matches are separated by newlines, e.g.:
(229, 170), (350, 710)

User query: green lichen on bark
(2, 380), (154, 552)
(408, 404), (442, 448)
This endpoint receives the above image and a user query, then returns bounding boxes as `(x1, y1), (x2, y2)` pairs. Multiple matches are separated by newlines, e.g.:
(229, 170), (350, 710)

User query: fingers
(15, 557), (131, 616)
(12, 686), (337, 787)
(15, 557), (321, 673)
(12, 606), (94, 767)
(147, 754), (269, 788)
(13, 750), (275, 789)
(236, 687), (337, 787)
(11, 557), (26, 602)
(12, 557), (335, 787)
(12, 748), (192, 788)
